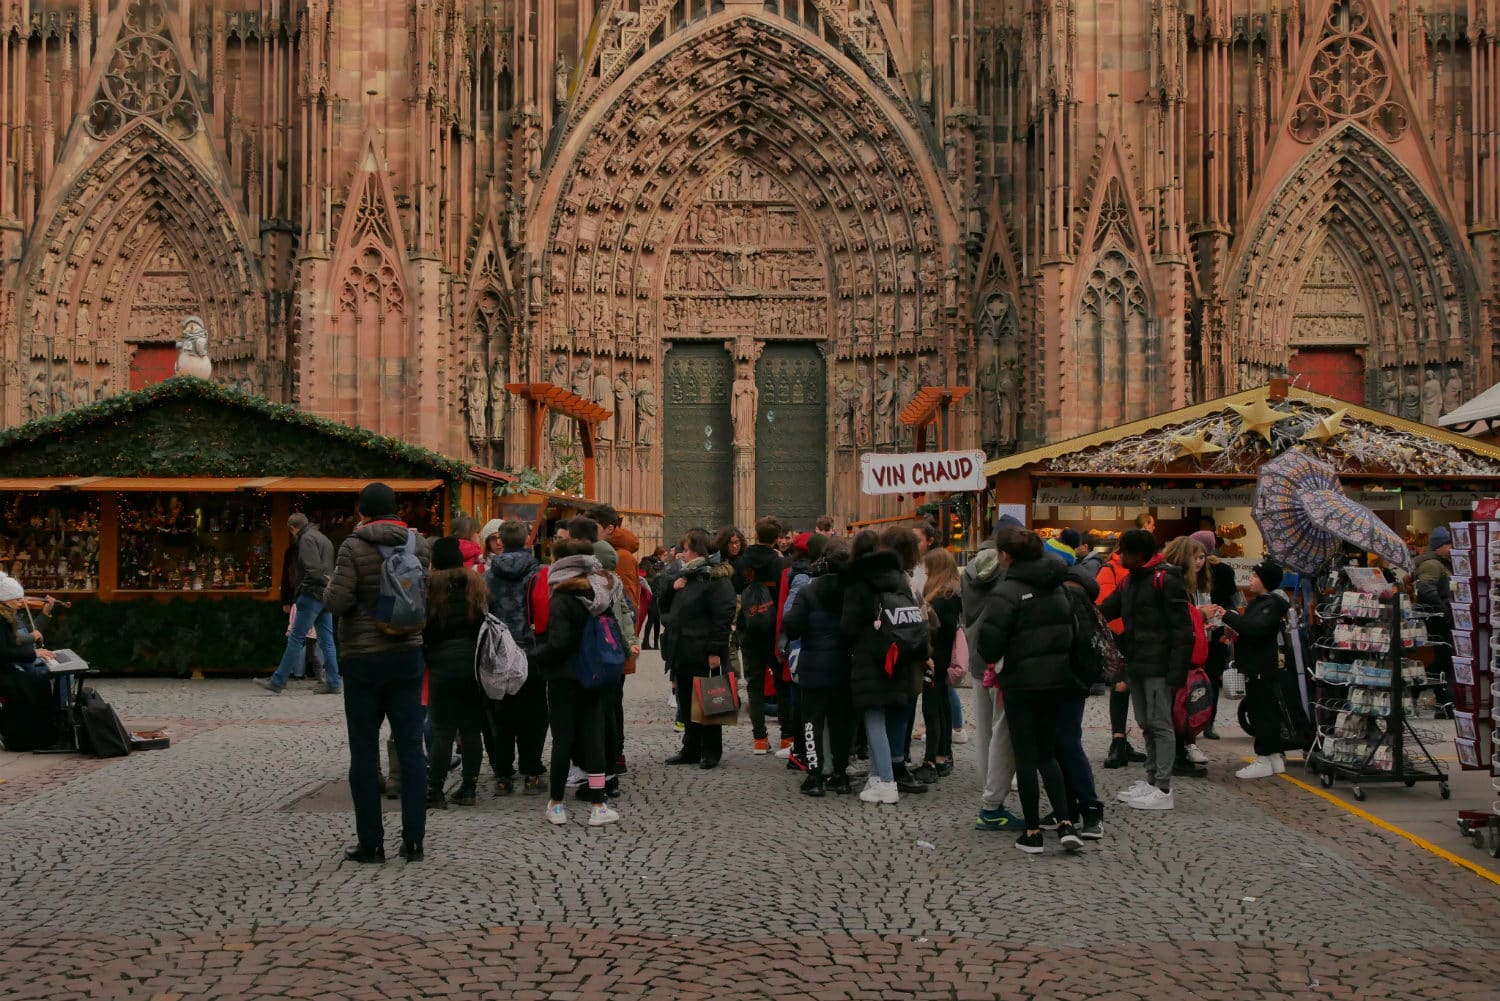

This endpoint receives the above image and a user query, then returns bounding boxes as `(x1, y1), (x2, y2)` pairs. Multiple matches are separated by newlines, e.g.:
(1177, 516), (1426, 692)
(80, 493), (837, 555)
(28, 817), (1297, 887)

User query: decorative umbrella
(1252, 449), (1413, 574)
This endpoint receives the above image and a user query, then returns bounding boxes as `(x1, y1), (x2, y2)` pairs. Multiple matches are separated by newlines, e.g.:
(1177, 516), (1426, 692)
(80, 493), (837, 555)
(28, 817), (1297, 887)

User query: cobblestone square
(1, 659), (1497, 1000)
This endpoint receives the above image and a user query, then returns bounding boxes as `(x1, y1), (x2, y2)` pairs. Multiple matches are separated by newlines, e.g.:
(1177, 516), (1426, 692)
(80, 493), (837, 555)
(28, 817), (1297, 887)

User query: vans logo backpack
(739, 579), (777, 639)
(367, 528), (427, 635)
(1173, 666), (1215, 738)
(873, 590), (929, 678)
(475, 611), (529, 699)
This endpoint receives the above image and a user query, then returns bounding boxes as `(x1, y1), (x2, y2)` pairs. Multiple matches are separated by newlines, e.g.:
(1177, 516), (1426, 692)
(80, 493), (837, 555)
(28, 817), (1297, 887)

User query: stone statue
(466, 356), (488, 440)
(489, 360), (508, 440)
(835, 369), (857, 449)
(855, 366), (873, 447)
(594, 370), (615, 442)
(731, 368), (758, 447)
(554, 51), (570, 110)
(571, 357), (592, 401)
(1421, 368), (1443, 425)
(174, 316), (212, 379)
(996, 360), (1019, 447)
(1377, 368), (1399, 415)
(636, 377), (657, 446)
(50, 373), (72, 413)
(876, 363), (896, 445)
(27, 369), (47, 418)
(919, 54), (934, 106)
(1400, 375), (1421, 422)
(1444, 369), (1464, 415)
(614, 369), (635, 446)
(94, 376), (111, 402)
(549, 354), (572, 440)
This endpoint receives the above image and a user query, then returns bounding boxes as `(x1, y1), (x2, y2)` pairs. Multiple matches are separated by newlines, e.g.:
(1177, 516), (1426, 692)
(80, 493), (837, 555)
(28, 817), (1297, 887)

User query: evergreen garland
(0, 376), (472, 481)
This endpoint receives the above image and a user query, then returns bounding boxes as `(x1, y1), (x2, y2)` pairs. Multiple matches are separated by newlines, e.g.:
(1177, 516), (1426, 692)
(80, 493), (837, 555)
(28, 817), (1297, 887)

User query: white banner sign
(860, 450), (987, 495)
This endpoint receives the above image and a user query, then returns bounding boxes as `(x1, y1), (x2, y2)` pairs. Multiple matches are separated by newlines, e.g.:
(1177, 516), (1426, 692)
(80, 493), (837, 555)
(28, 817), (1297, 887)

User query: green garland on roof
(0, 376), (473, 481)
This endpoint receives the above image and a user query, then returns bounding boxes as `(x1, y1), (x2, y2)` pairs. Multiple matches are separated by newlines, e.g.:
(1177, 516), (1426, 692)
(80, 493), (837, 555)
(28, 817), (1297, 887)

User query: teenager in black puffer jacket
(973, 527), (1083, 856)
(782, 537), (853, 796)
(422, 537), (488, 809)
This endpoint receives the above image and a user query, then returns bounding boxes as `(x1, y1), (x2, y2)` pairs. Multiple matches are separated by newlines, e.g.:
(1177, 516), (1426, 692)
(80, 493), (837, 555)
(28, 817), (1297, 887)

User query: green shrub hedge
(50, 597), (287, 676)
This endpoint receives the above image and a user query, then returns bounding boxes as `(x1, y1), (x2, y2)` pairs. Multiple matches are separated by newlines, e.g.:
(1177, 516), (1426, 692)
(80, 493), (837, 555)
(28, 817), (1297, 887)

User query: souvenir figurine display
(115, 494), (272, 591)
(0, 496), (100, 592)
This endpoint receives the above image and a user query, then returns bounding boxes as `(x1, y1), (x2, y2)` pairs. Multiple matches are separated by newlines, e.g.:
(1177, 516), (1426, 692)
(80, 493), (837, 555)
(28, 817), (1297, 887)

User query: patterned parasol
(1252, 449), (1413, 573)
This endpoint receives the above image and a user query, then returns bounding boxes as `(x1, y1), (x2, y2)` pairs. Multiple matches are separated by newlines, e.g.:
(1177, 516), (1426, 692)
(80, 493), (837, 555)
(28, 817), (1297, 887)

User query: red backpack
(527, 564), (551, 635)
(1173, 667), (1215, 738)
(1152, 569), (1209, 668)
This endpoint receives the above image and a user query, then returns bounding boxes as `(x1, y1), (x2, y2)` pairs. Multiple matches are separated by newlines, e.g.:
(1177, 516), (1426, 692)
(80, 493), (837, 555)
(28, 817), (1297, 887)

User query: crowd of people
(256, 484), (1307, 862)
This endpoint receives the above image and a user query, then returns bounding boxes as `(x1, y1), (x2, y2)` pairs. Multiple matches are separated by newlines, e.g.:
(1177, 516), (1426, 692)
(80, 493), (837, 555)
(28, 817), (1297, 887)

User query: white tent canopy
(1439, 382), (1500, 435)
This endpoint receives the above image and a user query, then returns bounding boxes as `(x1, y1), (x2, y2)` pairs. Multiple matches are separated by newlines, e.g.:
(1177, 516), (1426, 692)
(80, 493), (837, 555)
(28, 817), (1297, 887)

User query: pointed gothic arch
(460, 217), (519, 465)
(1222, 123), (1477, 416)
(972, 196), (1022, 454)
(321, 140), (412, 437)
(16, 118), (264, 417)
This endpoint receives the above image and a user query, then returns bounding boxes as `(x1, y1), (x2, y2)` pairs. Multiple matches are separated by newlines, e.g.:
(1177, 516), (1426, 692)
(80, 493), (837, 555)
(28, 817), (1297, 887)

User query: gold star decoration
(1229, 397), (1286, 443)
(1301, 408), (1349, 445)
(1170, 428), (1224, 459)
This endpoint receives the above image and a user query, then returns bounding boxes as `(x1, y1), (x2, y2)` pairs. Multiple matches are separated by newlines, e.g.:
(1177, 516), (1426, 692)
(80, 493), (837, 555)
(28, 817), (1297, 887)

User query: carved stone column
(733, 443), (756, 535)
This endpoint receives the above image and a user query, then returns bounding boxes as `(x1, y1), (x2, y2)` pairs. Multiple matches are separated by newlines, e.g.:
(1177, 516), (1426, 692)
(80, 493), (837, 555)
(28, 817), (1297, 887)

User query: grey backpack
(367, 529), (427, 635)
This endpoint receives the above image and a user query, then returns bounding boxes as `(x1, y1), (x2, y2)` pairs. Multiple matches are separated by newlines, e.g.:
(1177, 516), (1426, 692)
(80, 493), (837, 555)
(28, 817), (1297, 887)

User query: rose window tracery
(86, 0), (198, 140)
(1289, 0), (1406, 144)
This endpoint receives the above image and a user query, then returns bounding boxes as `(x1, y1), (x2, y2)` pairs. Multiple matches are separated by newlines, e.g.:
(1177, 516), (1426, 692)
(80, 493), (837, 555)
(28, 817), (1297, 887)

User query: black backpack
(1063, 582), (1124, 690)
(872, 588), (930, 678)
(738, 579), (777, 641)
(75, 687), (132, 758)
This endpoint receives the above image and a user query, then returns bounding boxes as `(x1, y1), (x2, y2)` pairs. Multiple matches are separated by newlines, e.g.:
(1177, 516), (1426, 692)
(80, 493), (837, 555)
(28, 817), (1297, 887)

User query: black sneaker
(935, 761), (954, 778)
(1038, 812), (1060, 830)
(399, 839), (424, 863)
(1014, 831), (1044, 855)
(1080, 816), (1105, 841)
(495, 776), (514, 797)
(826, 774), (853, 795)
(1172, 760), (1208, 778)
(1057, 822), (1084, 852)
(665, 753), (700, 766)
(604, 776), (622, 799)
(451, 784), (476, 807)
(343, 844), (385, 864)
(1125, 741), (1148, 763)
(799, 775), (826, 797)
(1201, 728), (1220, 740)
(911, 764), (940, 784)
(426, 789), (447, 810)
(896, 776), (929, 795)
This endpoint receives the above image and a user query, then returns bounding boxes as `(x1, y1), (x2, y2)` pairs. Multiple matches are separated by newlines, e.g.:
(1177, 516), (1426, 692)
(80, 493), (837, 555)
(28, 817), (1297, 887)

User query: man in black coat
(1222, 560), (1290, 779)
(734, 516), (789, 754)
(259, 512), (341, 694)
(1099, 530), (1193, 811)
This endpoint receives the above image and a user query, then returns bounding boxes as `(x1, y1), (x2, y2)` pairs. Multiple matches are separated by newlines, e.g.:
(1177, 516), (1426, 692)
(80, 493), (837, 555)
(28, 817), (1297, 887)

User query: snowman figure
(174, 316), (212, 379)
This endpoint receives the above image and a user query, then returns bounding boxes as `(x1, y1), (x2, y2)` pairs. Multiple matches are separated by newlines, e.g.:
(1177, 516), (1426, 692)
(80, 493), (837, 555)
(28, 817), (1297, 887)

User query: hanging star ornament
(1301, 407), (1349, 445)
(1229, 397), (1286, 443)
(1170, 428), (1224, 459)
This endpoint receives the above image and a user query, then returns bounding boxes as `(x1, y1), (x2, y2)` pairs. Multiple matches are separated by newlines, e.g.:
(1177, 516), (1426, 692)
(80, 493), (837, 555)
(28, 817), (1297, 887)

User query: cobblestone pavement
(1, 658), (1497, 999)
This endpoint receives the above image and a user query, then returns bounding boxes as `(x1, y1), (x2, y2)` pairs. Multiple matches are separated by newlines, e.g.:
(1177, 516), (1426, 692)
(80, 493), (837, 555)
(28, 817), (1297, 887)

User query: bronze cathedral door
(663, 344), (735, 543)
(754, 344), (827, 528)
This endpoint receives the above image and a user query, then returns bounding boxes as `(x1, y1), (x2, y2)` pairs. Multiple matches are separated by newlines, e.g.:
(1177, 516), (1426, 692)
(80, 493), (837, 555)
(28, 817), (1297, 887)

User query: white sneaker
(1185, 743), (1208, 765)
(858, 777), (899, 804)
(588, 803), (620, 827)
(1127, 786), (1174, 810)
(952, 728), (968, 745)
(546, 802), (568, 825)
(1270, 753), (1286, 774)
(565, 765), (587, 789)
(775, 745), (792, 759)
(1116, 779), (1152, 802)
(666, 693), (677, 710)
(1237, 757), (1276, 780)
(1011, 775), (1019, 792)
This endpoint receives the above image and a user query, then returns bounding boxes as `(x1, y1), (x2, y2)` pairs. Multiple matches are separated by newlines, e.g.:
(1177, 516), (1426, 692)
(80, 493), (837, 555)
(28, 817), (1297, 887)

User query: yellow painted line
(1274, 768), (1500, 887)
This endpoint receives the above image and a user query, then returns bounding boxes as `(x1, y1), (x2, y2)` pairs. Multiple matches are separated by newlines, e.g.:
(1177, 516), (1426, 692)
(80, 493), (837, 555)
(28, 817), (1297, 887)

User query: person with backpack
(1098, 529), (1194, 811)
(1222, 559), (1292, 779)
(421, 537), (489, 809)
(781, 535), (848, 795)
(1162, 536), (1221, 778)
(777, 531), (826, 769)
(734, 517), (788, 756)
(258, 512), (340, 694)
(593, 538), (639, 797)
(529, 538), (622, 826)
(973, 526), (1084, 854)
(639, 546), (668, 649)
(661, 528), (738, 768)
(842, 527), (931, 804)
(322, 482), (433, 864)
(1094, 543), (1149, 769)
(1058, 567), (1108, 840)
(482, 519), (548, 796)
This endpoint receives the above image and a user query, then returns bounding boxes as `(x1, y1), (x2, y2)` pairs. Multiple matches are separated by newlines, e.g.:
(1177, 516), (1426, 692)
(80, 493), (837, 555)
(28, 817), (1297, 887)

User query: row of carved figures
(545, 354), (659, 447)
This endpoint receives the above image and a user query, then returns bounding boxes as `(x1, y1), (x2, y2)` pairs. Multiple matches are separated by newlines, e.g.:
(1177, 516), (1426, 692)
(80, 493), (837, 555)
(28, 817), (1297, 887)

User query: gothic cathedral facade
(0, 1), (1495, 537)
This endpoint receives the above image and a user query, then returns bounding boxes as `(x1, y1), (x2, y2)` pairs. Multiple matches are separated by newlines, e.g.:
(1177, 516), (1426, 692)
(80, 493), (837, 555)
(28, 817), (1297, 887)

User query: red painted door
(1289, 348), (1364, 403)
(129, 346), (178, 390)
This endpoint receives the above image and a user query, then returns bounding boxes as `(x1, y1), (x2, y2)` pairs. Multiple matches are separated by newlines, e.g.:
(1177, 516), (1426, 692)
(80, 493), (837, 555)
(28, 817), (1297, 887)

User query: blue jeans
(271, 594), (340, 688)
(1055, 693), (1102, 821)
(343, 648), (426, 850)
(863, 706), (909, 783)
(949, 686), (964, 728)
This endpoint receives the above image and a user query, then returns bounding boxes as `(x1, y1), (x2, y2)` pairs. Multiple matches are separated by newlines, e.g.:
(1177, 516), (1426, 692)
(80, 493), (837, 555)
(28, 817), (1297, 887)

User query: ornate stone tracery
(1075, 248), (1153, 432)
(1288, 0), (1409, 144)
(85, 0), (199, 140)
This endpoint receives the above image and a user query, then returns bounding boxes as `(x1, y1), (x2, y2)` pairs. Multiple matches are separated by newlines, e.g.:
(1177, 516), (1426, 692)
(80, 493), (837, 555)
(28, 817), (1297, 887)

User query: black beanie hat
(357, 482), (399, 519)
(431, 536), (464, 571)
(1253, 559), (1283, 592)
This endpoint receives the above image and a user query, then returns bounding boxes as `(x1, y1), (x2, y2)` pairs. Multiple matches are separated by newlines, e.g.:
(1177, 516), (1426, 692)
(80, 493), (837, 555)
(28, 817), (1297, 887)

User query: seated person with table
(0, 572), (67, 751)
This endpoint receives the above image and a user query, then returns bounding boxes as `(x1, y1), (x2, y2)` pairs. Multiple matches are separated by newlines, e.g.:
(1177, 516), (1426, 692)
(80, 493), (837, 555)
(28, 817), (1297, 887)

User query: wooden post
(528, 400), (546, 469)
(97, 493), (118, 600)
(580, 419), (598, 499)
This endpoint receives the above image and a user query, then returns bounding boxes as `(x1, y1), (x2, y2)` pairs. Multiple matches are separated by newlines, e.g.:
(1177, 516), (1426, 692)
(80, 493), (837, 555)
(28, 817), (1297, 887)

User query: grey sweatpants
(972, 685), (1016, 811)
(1130, 677), (1175, 791)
